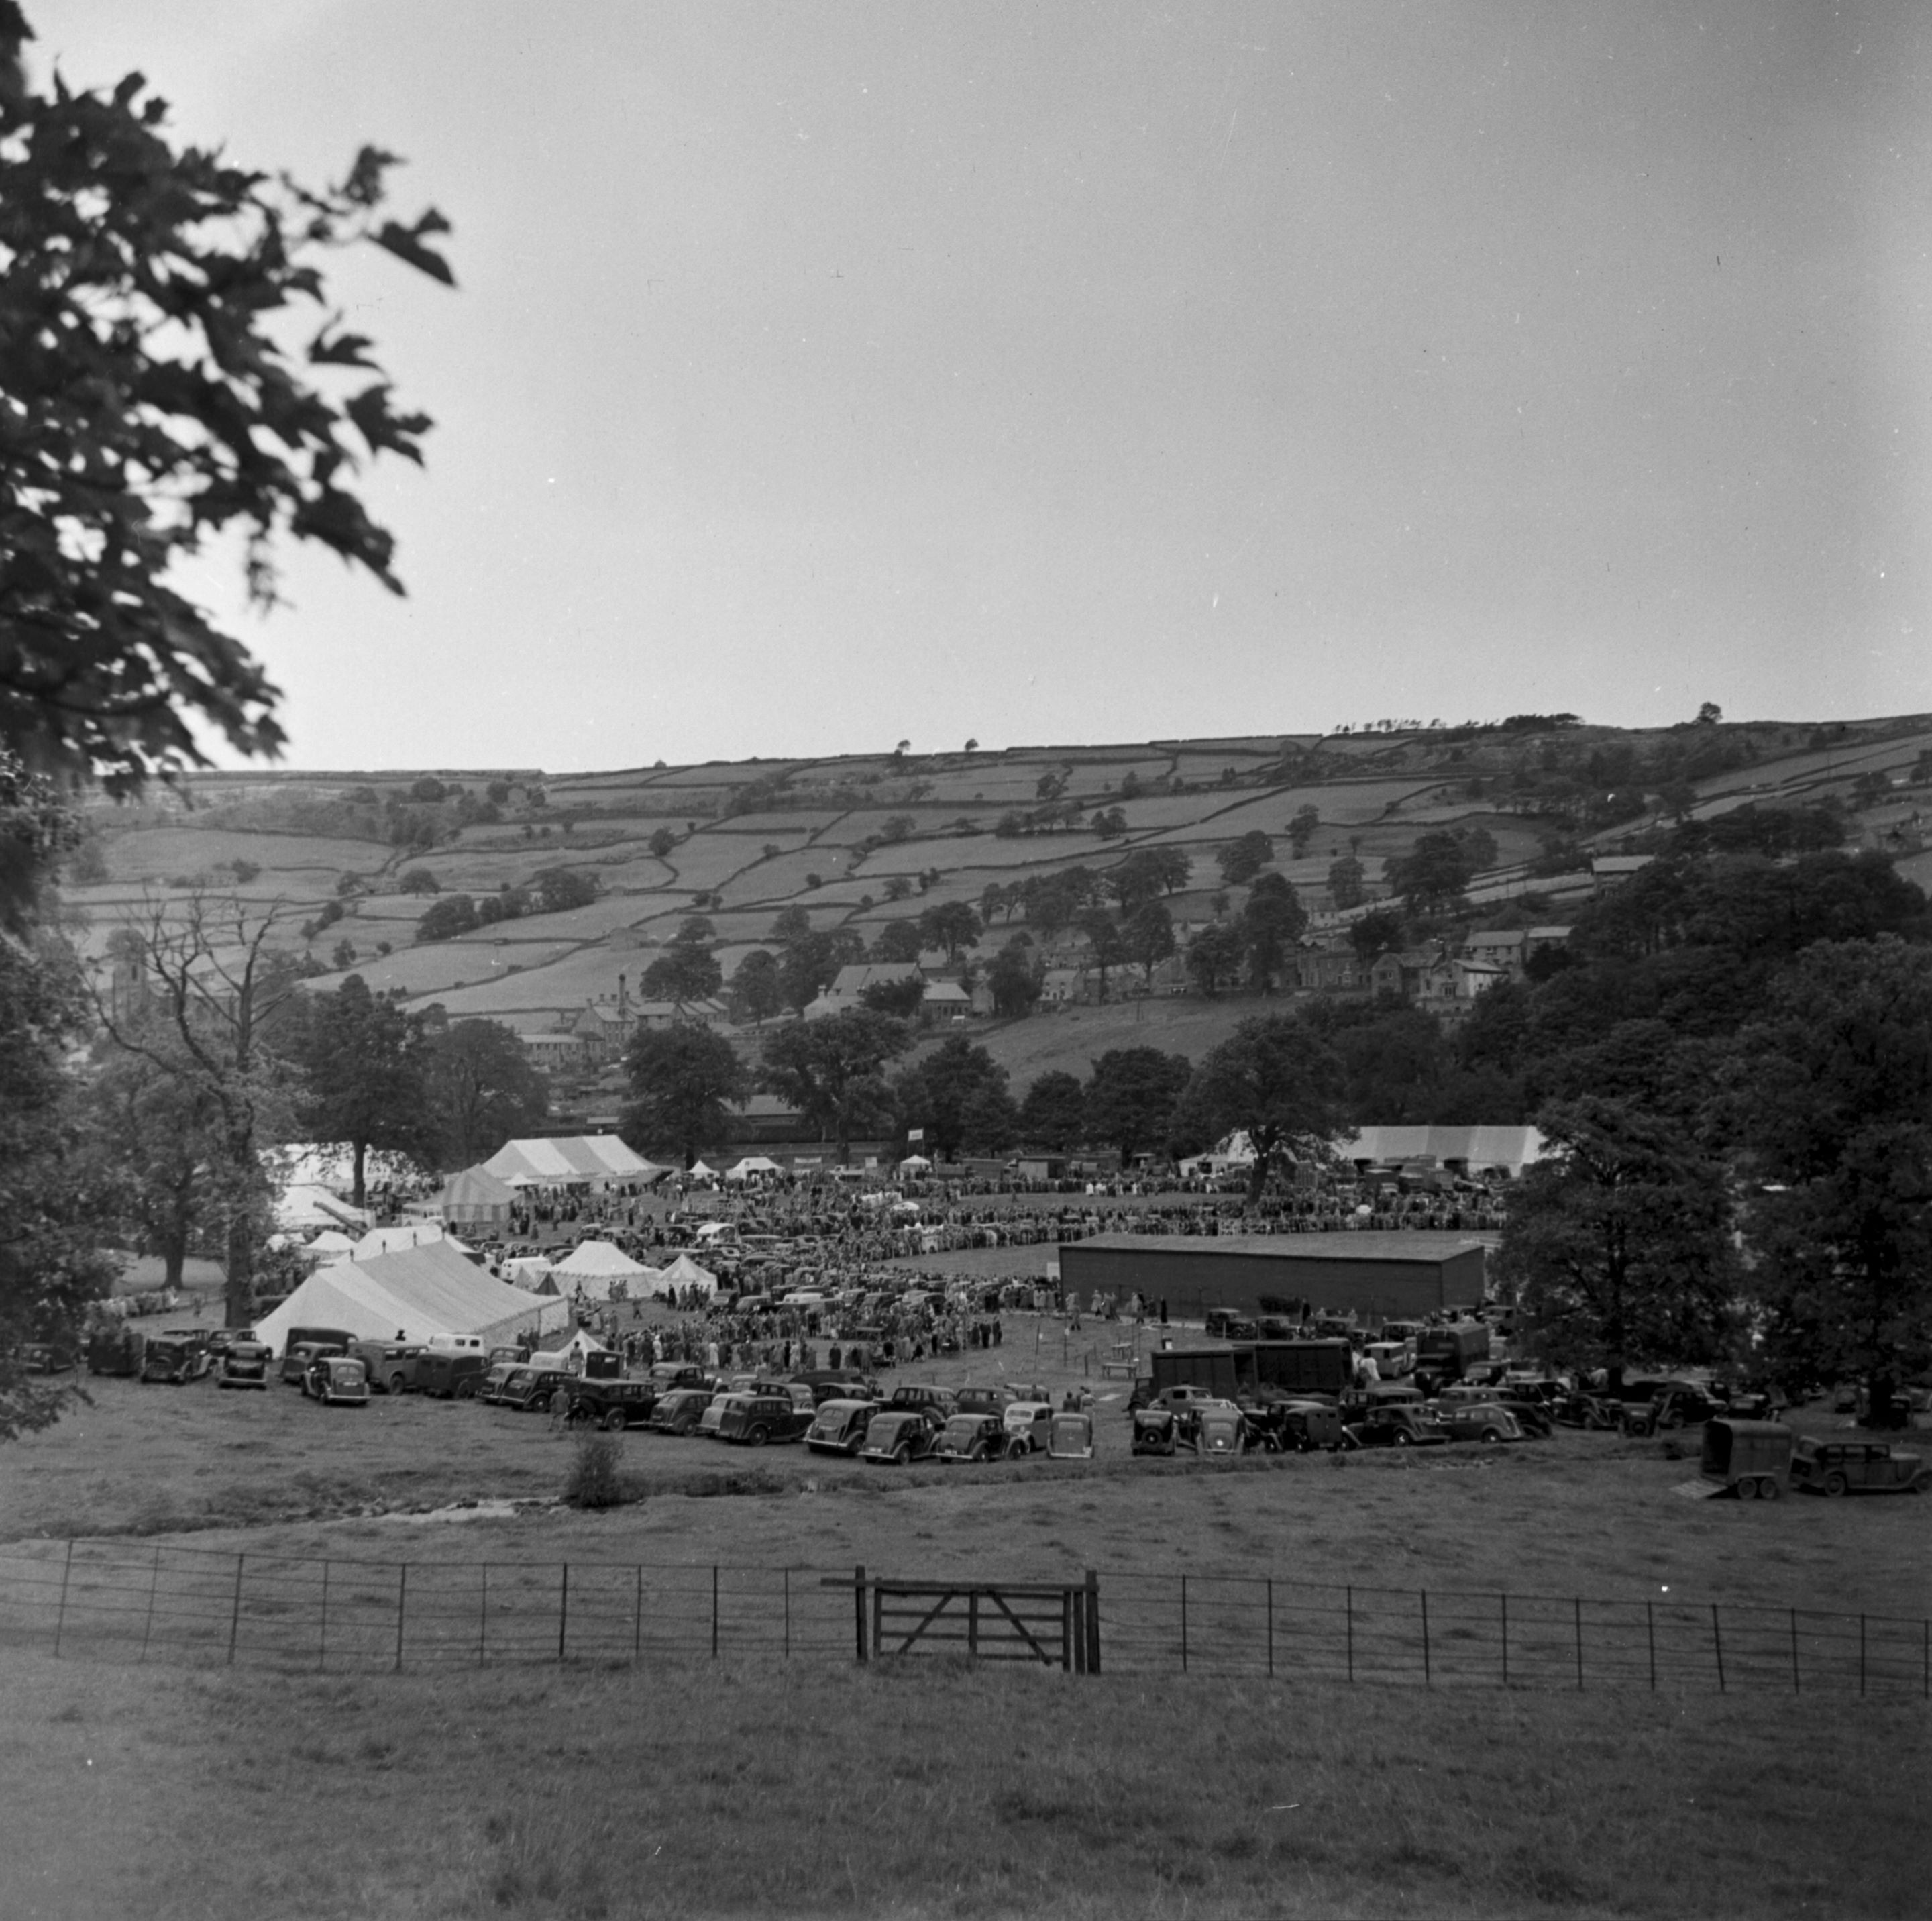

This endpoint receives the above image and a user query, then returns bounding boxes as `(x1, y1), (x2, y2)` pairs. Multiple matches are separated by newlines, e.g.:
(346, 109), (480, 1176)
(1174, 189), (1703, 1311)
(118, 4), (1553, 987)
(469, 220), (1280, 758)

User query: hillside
(62, 715), (1932, 1088)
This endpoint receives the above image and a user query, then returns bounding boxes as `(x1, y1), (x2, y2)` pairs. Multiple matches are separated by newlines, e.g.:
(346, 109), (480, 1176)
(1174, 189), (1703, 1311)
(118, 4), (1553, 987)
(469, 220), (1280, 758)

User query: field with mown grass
(1, 1645), (1921, 1921)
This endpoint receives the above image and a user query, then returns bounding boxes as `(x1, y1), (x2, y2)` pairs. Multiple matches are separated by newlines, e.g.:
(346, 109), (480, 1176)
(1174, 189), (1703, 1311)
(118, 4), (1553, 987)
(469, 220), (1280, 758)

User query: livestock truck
(1145, 1337), (1354, 1404)
(1414, 1321), (1492, 1388)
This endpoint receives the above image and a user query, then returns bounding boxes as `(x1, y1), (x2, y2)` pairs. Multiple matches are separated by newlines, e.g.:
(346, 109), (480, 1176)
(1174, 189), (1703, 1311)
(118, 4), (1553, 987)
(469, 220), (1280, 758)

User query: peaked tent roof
(725, 1156), (782, 1179)
(436, 1165), (517, 1211)
(482, 1135), (667, 1188)
(254, 1239), (568, 1355)
(353, 1222), (471, 1259)
(659, 1252), (719, 1295)
(552, 1240), (655, 1278)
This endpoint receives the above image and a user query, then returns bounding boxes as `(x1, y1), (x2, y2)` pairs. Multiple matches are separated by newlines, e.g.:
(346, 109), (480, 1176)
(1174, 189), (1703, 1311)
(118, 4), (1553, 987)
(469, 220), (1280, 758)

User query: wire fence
(1, 1538), (1925, 1698)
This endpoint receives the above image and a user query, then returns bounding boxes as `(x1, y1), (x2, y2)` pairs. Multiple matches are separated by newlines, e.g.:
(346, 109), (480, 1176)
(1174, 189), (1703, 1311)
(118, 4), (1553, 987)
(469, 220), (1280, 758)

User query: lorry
(1413, 1322), (1491, 1388)
(1250, 1339), (1354, 1399)
(1147, 1346), (1250, 1402)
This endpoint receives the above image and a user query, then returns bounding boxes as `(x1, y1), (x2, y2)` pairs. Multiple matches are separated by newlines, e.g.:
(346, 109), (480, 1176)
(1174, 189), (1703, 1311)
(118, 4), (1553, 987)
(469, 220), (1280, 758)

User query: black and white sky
(30, 1), (1932, 768)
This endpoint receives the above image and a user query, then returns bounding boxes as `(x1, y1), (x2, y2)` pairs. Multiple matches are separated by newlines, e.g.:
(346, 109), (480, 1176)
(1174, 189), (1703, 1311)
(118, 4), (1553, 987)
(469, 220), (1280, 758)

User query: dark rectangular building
(1059, 1231), (1487, 1325)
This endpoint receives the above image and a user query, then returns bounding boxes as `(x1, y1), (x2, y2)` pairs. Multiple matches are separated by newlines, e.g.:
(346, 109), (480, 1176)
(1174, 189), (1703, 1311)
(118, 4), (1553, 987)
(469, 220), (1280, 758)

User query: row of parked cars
(1128, 1376), (1559, 1458)
(477, 1364), (1102, 1465)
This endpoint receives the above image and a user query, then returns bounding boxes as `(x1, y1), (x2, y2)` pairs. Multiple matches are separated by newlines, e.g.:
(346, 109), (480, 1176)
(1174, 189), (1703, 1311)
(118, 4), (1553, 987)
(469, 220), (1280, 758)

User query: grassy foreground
(3, 1647), (1920, 1921)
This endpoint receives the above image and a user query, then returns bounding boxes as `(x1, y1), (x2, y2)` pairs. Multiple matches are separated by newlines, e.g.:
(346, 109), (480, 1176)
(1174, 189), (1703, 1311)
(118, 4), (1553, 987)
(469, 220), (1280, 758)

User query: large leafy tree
(425, 1019), (549, 1169)
(0, 751), (117, 1436)
(1491, 1097), (1741, 1391)
(290, 974), (437, 1206)
(1083, 1047), (1191, 1160)
(619, 1025), (747, 1168)
(1732, 939), (1932, 1424)
(893, 1035), (1016, 1159)
(985, 937), (1042, 1017)
(641, 942), (722, 1004)
(1178, 1012), (1347, 1204)
(0, 5), (452, 792)
(761, 1008), (908, 1159)
(1240, 872), (1305, 992)
(1018, 1068), (1086, 1151)
(101, 893), (307, 1325)
(725, 949), (784, 1026)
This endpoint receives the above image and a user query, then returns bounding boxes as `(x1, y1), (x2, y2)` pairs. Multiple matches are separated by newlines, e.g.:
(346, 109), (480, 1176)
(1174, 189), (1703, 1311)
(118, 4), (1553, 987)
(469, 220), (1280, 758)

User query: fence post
(968, 1588), (979, 1659)
(1180, 1575), (1189, 1673)
(319, 1560), (329, 1671)
(1646, 1600), (1656, 1691)
(1712, 1604), (1725, 1694)
(712, 1566), (720, 1659)
(1923, 1618), (1929, 1701)
(1085, 1570), (1101, 1676)
(1499, 1593), (1508, 1687)
(140, 1543), (160, 1663)
(559, 1563), (570, 1663)
(394, 1563), (407, 1673)
(633, 1566), (642, 1662)
(853, 1565), (867, 1663)
(1266, 1579), (1274, 1680)
(1574, 1598), (1584, 1690)
(480, 1565), (489, 1667)
(1790, 1608), (1799, 1694)
(783, 1569), (791, 1659)
(1346, 1585), (1354, 1683)
(1859, 1614), (1866, 1697)
(227, 1554), (245, 1666)
(1421, 1590), (1432, 1688)
(52, 1539), (75, 1658)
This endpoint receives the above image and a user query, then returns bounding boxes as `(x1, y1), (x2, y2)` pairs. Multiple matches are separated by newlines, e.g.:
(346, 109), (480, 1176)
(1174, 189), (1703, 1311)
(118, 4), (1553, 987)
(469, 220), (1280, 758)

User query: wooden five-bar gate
(830, 1565), (1102, 1673)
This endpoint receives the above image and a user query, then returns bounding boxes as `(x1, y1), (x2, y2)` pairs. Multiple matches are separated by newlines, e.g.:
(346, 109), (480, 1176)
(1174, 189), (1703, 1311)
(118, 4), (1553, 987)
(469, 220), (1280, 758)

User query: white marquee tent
(549, 1240), (660, 1300)
(430, 1165), (517, 1227)
(254, 1239), (568, 1356)
(482, 1135), (669, 1190)
(724, 1156), (782, 1181)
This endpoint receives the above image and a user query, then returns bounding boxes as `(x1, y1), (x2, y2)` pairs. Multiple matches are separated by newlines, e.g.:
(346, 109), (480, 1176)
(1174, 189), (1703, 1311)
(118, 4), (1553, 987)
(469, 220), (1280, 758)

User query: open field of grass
(4, 1645), (1922, 1921)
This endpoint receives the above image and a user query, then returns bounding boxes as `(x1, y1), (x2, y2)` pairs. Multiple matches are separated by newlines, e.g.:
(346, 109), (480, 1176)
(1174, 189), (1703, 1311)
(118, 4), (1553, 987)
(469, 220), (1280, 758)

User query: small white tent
(305, 1229), (358, 1260)
(549, 1239), (659, 1300)
(431, 1165), (517, 1227)
(502, 1255), (554, 1290)
(482, 1135), (668, 1190)
(659, 1251), (720, 1299)
(725, 1155), (782, 1181)
(529, 1326), (610, 1370)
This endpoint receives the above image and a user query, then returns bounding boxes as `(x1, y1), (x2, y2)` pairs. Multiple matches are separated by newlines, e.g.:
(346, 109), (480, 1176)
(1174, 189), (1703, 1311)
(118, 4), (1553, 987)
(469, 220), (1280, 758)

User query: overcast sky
(29, 1), (1932, 772)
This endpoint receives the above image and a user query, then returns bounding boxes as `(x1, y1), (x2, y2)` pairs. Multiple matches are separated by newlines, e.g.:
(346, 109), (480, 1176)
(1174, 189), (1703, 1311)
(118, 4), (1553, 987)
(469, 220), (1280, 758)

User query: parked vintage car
(649, 1387), (716, 1436)
(934, 1413), (1024, 1463)
(350, 1341), (423, 1396)
(886, 1384), (957, 1421)
(1046, 1409), (1095, 1459)
(1346, 1404), (1448, 1449)
(499, 1367), (576, 1414)
(1195, 1401), (1250, 1457)
(1621, 1382), (1727, 1435)
(717, 1392), (814, 1447)
(1430, 1403), (1522, 1444)
(19, 1339), (79, 1374)
(565, 1380), (657, 1431)
(280, 1337), (348, 1386)
(305, 1356), (370, 1406)
(1789, 1437), (1928, 1496)
(217, 1340), (272, 1390)
(142, 1331), (213, 1384)
(1275, 1400), (1356, 1452)
(476, 1361), (524, 1405)
(418, 1349), (491, 1399)
(805, 1398), (877, 1456)
(953, 1387), (1012, 1417)
(1002, 1401), (1055, 1454)
(859, 1407), (946, 1465)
